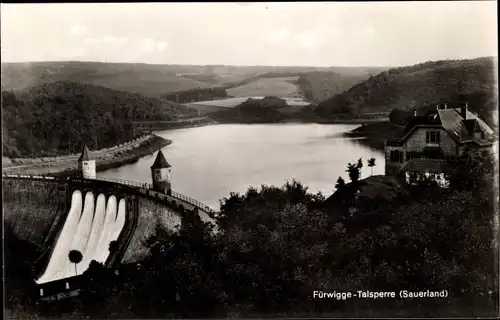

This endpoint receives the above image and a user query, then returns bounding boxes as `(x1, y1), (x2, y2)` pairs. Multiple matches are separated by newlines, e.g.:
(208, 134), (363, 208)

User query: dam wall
(120, 197), (182, 264)
(2, 178), (68, 250)
(3, 175), (212, 269)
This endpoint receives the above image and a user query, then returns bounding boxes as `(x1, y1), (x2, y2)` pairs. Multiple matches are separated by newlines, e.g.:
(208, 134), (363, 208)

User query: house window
(66, 282), (70, 290)
(426, 131), (440, 144)
(40, 288), (44, 296)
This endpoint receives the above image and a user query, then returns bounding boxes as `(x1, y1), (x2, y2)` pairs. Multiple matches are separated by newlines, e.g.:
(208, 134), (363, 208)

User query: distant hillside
(295, 71), (380, 103)
(1, 61), (219, 97)
(226, 76), (303, 98)
(315, 57), (498, 119)
(389, 91), (498, 130)
(1, 81), (200, 157)
(1, 61), (391, 100)
(223, 68), (387, 102)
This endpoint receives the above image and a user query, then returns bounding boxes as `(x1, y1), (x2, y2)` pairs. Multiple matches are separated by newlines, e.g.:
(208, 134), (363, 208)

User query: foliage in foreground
(5, 153), (498, 318)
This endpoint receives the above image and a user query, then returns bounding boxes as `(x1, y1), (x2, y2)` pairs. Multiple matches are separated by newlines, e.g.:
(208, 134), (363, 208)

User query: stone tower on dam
(78, 144), (96, 179)
(151, 150), (172, 195)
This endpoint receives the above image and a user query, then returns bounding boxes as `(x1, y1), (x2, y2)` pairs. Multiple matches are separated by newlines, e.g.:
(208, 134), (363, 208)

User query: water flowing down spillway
(36, 191), (127, 284)
(94, 196), (122, 264)
(36, 190), (83, 284)
(80, 194), (107, 271)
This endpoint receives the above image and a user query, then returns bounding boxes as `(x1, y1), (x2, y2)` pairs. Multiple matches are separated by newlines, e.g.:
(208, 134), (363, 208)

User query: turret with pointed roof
(150, 150), (171, 169)
(78, 144), (96, 179)
(151, 150), (172, 194)
(78, 144), (93, 162)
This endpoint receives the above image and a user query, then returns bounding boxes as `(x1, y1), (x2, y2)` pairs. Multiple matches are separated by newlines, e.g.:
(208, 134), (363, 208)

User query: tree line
(6, 150), (492, 318)
(161, 87), (229, 103)
(1, 81), (199, 158)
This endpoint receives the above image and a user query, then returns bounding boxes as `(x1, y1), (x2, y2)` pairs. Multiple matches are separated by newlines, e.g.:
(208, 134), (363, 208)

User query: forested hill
(208, 96), (289, 123)
(315, 57), (497, 119)
(1, 81), (200, 157)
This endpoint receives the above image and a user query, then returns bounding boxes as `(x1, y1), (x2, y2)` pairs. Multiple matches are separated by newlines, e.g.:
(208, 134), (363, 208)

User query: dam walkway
(2, 173), (217, 221)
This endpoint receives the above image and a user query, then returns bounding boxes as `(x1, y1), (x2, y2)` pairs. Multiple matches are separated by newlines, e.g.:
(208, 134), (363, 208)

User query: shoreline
(209, 117), (389, 126)
(342, 120), (404, 152)
(2, 118), (391, 175)
(2, 134), (171, 176)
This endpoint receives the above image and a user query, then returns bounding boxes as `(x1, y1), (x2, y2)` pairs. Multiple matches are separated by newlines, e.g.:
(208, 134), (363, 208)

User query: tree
(68, 250), (83, 276)
(367, 158), (376, 176)
(335, 176), (346, 190)
(356, 158), (363, 178)
(109, 240), (119, 254)
(346, 162), (361, 184)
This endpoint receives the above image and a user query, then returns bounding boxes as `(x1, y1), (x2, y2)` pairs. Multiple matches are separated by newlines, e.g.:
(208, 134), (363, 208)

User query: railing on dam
(170, 191), (215, 216)
(97, 176), (216, 215)
(2, 173), (217, 217)
(98, 176), (153, 189)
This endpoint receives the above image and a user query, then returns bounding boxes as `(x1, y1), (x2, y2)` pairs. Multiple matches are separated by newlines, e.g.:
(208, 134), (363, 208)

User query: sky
(1, 1), (497, 67)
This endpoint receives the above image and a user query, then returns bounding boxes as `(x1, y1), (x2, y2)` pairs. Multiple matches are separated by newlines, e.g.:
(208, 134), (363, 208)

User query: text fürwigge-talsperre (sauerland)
(312, 290), (448, 300)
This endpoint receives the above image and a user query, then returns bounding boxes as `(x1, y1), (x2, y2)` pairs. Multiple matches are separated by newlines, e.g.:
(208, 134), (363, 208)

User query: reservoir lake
(99, 123), (385, 210)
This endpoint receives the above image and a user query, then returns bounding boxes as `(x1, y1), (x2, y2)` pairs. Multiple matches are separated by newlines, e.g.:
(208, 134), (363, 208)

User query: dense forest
(1, 81), (200, 157)
(5, 151), (497, 318)
(315, 57), (497, 119)
(161, 87), (229, 103)
(207, 96), (288, 123)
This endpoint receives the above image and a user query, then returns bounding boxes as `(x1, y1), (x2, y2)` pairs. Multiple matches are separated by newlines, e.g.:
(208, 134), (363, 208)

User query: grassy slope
(315, 57), (498, 118)
(1, 61), (219, 97)
(226, 76), (303, 98)
(1, 81), (200, 157)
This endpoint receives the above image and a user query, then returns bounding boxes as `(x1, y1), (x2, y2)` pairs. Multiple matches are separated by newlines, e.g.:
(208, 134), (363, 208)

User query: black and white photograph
(1, 1), (499, 318)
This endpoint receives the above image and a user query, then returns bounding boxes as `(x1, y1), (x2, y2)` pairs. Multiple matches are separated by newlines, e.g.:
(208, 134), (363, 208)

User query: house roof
(399, 106), (494, 146)
(403, 114), (441, 135)
(462, 119), (479, 136)
(401, 158), (447, 174)
(151, 150), (171, 169)
(78, 145), (93, 161)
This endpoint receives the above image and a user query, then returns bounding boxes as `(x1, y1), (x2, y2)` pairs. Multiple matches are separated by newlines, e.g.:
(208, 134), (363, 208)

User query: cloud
(84, 36), (129, 46)
(296, 32), (325, 50)
(157, 41), (168, 52)
(267, 27), (290, 43)
(70, 25), (88, 37)
(82, 35), (166, 56)
(138, 38), (158, 54)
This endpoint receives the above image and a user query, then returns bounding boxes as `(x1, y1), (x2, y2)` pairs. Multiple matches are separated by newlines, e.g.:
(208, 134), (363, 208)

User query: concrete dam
(37, 191), (126, 284)
(3, 148), (216, 300)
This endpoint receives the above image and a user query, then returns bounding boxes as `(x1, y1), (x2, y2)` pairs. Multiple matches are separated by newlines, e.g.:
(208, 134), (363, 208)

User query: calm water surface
(99, 124), (384, 210)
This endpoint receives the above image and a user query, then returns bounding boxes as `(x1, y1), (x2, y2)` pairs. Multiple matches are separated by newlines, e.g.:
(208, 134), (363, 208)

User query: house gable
(404, 126), (458, 156)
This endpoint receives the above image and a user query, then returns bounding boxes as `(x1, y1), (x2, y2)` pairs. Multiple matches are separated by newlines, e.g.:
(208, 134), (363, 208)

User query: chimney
(436, 104), (440, 110)
(461, 102), (468, 119)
